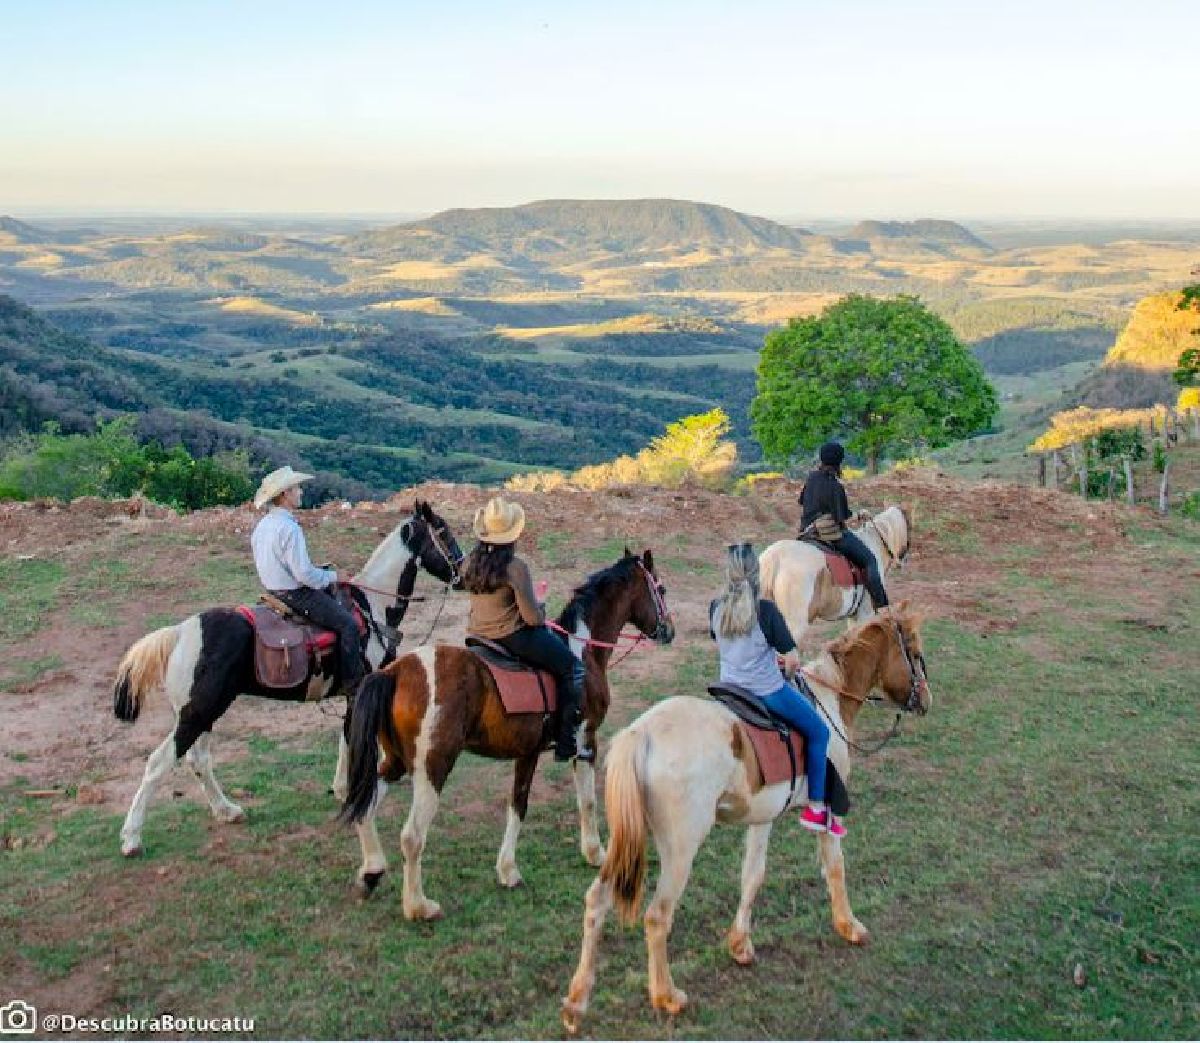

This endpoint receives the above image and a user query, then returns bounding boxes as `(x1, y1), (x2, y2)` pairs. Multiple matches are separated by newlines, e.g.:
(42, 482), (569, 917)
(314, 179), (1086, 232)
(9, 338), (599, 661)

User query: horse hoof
(652, 987), (688, 1016)
(729, 932), (756, 966)
(121, 840), (143, 858)
(497, 867), (523, 889)
(355, 870), (385, 900)
(217, 803), (245, 824)
(405, 898), (443, 921)
(561, 999), (586, 1035)
(583, 844), (606, 868)
(836, 919), (870, 945)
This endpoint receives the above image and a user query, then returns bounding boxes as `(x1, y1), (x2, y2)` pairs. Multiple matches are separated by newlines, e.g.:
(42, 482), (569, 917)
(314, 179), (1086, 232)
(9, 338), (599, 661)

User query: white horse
(562, 607), (930, 1030)
(110, 501), (462, 857)
(759, 505), (911, 648)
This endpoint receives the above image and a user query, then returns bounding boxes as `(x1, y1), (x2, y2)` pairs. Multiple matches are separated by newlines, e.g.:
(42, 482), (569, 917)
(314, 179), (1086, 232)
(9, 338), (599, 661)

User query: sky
(2, 0), (1198, 221)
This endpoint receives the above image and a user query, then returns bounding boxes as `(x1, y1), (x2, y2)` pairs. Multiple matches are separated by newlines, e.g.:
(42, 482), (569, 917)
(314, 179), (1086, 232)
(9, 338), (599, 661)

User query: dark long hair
(461, 540), (516, 594)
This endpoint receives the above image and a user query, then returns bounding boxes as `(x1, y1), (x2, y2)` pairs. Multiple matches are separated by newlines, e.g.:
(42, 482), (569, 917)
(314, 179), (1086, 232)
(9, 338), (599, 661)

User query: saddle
(708, 682), (849, 814)
(466, 636), (558, 716)
(236, 588), (368, 692)
(800, 537), (866, 590)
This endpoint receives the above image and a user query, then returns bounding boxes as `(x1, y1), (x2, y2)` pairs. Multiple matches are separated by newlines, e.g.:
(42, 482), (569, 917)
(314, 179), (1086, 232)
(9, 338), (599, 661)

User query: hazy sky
(3, 0), (1197, 220)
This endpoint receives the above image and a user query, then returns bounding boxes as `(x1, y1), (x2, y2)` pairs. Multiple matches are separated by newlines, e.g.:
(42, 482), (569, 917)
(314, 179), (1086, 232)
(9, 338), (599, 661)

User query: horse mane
(827, 607), (919, 697)
(558, 555), (641, 632)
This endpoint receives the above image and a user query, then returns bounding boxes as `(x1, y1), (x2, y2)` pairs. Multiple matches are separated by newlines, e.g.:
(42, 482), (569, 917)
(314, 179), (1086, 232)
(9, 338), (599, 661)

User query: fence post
(1123, 456), (1135, 505)
(1050, 449), (1061, 490)
(1037, 454), (1047, 487)
(1192, 407), (1199, 440)
(1078, 447), (1088, 499)
(1159, 461), (1171, 515)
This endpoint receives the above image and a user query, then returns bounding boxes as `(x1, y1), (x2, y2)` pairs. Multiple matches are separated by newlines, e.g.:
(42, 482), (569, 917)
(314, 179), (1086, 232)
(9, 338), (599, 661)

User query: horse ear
(623, 545), (633, 558)
(642, 548), (655, 571)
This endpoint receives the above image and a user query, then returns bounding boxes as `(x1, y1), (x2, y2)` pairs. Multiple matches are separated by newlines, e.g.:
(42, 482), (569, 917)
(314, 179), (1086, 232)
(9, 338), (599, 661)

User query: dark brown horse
(340, 549), (674, 919)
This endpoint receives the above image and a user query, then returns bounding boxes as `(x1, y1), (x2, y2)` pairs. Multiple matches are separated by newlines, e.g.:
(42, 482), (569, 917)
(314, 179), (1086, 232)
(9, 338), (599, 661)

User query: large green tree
(751, 294), (998, 471)
(1174, 282), (1200, 391)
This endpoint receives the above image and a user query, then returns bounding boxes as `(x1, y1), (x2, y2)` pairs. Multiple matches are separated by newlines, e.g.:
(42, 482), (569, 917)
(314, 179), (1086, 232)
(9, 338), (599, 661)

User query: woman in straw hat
(462, 495), (587, 761)
(250, 466), (366, 696)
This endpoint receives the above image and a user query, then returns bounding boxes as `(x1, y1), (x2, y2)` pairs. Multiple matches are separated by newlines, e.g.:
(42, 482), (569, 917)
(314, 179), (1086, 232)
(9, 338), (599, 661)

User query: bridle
(546, 559), (673, 668)
(801, 615), (929, 755)
(863, 514), (909, 570)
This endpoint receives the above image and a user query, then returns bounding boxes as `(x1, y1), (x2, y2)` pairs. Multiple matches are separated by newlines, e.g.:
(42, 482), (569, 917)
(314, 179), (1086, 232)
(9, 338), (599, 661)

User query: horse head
(403, 500), (464, 586)
(874, 600), (930, 715)
(625, 547), (675, 646)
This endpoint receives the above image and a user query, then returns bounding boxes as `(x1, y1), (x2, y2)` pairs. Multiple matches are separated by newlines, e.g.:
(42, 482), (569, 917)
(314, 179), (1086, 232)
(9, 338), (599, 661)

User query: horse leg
(185, 732), (244, 823)
(400, 768), (443, 920)
(497, 753), (537, 888)
(728, 822), (773, 965)
(562, 874), (615, 1034)
(352, 779), (390, 899)
(573, 744), (604, 867)
(644, 829), (706, 1015)
(820, 831), (869, 944)
(331, 728), (350, 802)
(119, 727), (179, 857)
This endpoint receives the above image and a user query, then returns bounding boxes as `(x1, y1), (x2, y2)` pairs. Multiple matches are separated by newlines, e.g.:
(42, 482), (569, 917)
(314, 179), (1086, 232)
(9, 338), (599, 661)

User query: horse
(758, 505), (911, 648)
(339, 548), (675, 920)
(110, 500), (463, 857)
(561, 605), (930, 1029)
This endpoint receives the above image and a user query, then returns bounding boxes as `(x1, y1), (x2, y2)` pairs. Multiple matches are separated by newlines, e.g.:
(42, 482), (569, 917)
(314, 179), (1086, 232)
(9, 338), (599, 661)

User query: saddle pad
(471, 652), (558, 715)
(739, 721), (806, 789)
(806, 542), (866, 590)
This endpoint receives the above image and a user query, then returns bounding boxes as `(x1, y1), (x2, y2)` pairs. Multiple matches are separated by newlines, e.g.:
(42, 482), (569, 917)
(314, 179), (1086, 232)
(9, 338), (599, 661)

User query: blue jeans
(761, 682), (829, 803)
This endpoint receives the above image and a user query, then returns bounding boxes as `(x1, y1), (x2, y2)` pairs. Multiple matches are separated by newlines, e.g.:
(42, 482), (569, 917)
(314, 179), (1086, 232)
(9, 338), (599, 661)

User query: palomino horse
(340, 549), (674, 919)
(110, 500), (463, 857)
(759, 505), (911, 648)
(561, 605), (930, 1029)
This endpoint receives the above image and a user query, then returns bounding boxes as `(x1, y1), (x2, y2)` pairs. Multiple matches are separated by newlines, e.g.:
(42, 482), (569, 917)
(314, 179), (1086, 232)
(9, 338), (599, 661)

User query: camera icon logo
(0, 1000), (37, 1035)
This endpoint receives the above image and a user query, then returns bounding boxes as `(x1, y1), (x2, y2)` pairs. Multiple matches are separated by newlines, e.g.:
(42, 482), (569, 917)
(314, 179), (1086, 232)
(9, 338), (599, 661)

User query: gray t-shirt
(709, 598), (796, 698)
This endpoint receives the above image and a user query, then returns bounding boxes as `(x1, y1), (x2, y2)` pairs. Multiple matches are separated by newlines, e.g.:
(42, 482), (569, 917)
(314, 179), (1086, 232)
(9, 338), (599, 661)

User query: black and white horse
(111, 500), (462, 856)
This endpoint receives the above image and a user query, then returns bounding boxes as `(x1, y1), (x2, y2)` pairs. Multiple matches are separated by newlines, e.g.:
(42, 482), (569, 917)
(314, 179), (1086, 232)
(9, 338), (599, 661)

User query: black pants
(498, 626), (585, 733)
(830, 531), (889, 610)
(273, 586), (366, 688)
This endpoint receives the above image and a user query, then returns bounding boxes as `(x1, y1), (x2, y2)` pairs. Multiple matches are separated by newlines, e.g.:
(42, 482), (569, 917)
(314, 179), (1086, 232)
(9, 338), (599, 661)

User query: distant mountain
(848, 219), (991, 252)
(352, 199), (813, 262)
(0, 216), (53, 244)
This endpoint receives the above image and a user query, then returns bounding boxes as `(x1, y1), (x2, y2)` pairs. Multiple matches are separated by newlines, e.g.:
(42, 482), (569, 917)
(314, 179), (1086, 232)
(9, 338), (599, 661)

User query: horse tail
(601, 726), (650, 926)
(112, 625), (180, 722)
(339, 671), (396, 825)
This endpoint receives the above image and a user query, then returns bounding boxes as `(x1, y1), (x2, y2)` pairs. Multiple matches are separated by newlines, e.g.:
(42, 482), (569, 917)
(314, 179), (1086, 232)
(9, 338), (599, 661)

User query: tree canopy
(1174, 282), (1199, 391)
(751, 295), (997, 471)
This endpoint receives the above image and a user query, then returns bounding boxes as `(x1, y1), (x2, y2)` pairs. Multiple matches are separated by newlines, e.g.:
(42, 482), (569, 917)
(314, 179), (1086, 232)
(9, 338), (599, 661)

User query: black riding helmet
(819, 441), (845, 472)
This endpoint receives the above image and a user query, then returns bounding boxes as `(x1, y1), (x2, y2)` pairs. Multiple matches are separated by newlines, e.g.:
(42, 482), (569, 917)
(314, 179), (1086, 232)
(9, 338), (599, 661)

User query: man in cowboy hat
(460, 495), (589, 761)
(250, 466), (366, 695)
(798, 441), (890, 610)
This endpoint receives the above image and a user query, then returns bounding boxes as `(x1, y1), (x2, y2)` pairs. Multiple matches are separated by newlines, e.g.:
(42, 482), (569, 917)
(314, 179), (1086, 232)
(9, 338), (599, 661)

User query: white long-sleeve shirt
(250, 508), (336, 591)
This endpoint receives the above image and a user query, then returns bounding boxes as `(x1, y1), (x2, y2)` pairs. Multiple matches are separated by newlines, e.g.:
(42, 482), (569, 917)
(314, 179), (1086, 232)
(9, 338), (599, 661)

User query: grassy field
(1, 480), (1197, 1039)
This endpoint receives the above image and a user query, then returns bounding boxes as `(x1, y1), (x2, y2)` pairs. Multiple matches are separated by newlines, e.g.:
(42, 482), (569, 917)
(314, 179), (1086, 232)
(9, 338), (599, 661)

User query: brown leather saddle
(236, 590), (366, 692)
(801, 538), (867, 590)
(466, 636), (558, 716)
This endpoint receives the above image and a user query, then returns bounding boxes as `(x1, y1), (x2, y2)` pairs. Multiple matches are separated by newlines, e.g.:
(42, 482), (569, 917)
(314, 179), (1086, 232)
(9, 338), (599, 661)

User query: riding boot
(554, 658), (588, 762)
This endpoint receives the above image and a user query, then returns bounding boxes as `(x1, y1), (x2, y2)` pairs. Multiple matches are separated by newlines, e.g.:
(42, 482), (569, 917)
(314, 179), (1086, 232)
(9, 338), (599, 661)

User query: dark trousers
(831, 531), (889, 610)
(274, 586), (366, 688)
(498, 626), (585, 726)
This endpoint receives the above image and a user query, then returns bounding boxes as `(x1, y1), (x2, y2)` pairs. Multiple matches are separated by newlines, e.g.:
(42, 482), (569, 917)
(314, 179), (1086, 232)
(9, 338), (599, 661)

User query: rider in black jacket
(799, 442), (890, 611)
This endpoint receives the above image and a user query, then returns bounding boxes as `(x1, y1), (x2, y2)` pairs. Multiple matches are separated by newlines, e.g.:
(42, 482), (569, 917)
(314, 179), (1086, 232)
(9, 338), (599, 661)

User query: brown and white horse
(562, 606), (930, 1030)
(110, 501), (463, 857)
(759, 505), (911, 648)
(340, 549), (674, 920)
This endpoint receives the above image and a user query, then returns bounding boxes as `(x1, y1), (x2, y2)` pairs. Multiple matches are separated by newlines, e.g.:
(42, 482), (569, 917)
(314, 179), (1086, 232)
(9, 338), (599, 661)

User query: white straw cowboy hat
(472, 496), (526, 545)
(254, 465), (315, 509)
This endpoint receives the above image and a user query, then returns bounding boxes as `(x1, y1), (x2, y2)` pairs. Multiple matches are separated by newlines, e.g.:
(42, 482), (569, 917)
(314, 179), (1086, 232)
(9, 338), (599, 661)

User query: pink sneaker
(799, 806), (848, 838)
